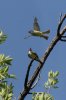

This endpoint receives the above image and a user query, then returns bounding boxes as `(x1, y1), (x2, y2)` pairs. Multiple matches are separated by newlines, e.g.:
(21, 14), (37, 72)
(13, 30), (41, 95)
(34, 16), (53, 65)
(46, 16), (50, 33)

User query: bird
(28, 48), (42, 64)
(24, 17), (50, 39)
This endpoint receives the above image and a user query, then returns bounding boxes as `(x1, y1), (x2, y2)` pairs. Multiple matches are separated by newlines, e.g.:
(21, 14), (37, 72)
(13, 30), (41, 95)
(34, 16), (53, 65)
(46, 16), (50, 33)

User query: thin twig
(57, 14), (66, 36)
(60, 39), (66, 42)
(30, 73), (40, 89)
(61, 36), (66, 38)
(24, 59), (34, 89)
(28, 92), (44, 94)
(59, 13), (62, 22)
(60, 27), (66, 42)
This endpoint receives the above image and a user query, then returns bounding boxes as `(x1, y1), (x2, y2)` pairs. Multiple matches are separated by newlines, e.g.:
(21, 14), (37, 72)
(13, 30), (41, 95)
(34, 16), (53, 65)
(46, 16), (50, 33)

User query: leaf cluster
(0, 31), (15, 100)
(32, 70), (59, 100)
(32, 92), (54, 100)
(44, 70), (59, 89)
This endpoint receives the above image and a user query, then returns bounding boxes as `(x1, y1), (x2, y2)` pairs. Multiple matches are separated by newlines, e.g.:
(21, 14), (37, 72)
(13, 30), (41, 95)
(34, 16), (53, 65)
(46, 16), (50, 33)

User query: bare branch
(18, 14), (66, 100)
(57, 14), (66, 36)
(24, 59), (34, 89)
(30, 73), (40, 89)
(60, 39), (66, 42)
(59, 13), (62, 22)
(27, 35), (59, 89)
(60, 26), (66, 42)
(28, 92), (44, 94)
(61, 36), (66, 38)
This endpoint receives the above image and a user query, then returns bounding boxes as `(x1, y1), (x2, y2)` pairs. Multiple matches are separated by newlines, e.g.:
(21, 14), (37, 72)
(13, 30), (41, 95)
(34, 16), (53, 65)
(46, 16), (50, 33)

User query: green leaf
(0, 31), (7, 44)
(44, 70), (59, 90)
(44, 81), (50, 89)
(48, 70), (53, 78)
(7, 74), (16, 79)
(0, 54), (13, 66)
(4, 56), (13, 65)
(0, 83), (14, 100)
(39, 93), (44, 100)
(54, 71), (59, 77)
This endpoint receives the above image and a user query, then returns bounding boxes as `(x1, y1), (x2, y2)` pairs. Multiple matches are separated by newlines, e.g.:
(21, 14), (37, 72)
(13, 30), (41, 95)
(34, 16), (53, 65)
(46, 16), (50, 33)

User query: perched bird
(24, 17), (50, 39)
(28, 48), (42, 64)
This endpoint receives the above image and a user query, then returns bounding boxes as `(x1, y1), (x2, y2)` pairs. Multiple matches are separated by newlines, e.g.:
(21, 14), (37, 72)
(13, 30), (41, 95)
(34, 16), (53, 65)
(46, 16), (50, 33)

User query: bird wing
(33, 17), (40, 31)
(32, 51), (39, 59)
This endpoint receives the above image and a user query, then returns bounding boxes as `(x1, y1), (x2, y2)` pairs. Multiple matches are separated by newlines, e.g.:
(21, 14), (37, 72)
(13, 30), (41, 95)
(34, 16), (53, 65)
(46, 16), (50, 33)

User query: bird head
(29, 48), (32, 51)
(28, 30), (33, 34)
(28, 48), (32, 55)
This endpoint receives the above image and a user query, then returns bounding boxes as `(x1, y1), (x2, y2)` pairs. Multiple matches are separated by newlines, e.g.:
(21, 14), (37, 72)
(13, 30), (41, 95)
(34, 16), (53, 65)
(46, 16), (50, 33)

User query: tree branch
(18, 14), (66, 100)
(57, 14), (66, 36)
(30, 73), (40, 89)
(24, 59), (34, 89)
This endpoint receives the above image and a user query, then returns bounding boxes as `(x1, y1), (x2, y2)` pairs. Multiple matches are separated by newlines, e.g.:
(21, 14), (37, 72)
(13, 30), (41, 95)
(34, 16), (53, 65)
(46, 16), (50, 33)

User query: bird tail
(42, 29), (50, 34)
(40, 35), (49, 40)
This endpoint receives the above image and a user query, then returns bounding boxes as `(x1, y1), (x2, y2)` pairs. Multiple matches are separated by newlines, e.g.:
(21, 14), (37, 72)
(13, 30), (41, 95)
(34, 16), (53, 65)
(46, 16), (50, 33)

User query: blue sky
(0, 0), (66, 100)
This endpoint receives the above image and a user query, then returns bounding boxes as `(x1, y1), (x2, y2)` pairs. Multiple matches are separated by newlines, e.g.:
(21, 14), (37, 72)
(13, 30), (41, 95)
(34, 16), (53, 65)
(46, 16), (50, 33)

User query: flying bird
(24, 17), (50, 39)
(28, 48), (42, 64)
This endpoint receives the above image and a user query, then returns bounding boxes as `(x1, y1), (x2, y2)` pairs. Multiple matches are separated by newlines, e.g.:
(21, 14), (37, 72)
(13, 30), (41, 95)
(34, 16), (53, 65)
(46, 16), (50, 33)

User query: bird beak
(28, 31), (31, 33)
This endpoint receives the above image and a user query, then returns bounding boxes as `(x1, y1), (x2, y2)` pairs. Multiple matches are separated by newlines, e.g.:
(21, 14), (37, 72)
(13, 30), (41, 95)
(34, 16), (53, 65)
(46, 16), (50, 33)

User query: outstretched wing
(33, 17), (40, 31)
